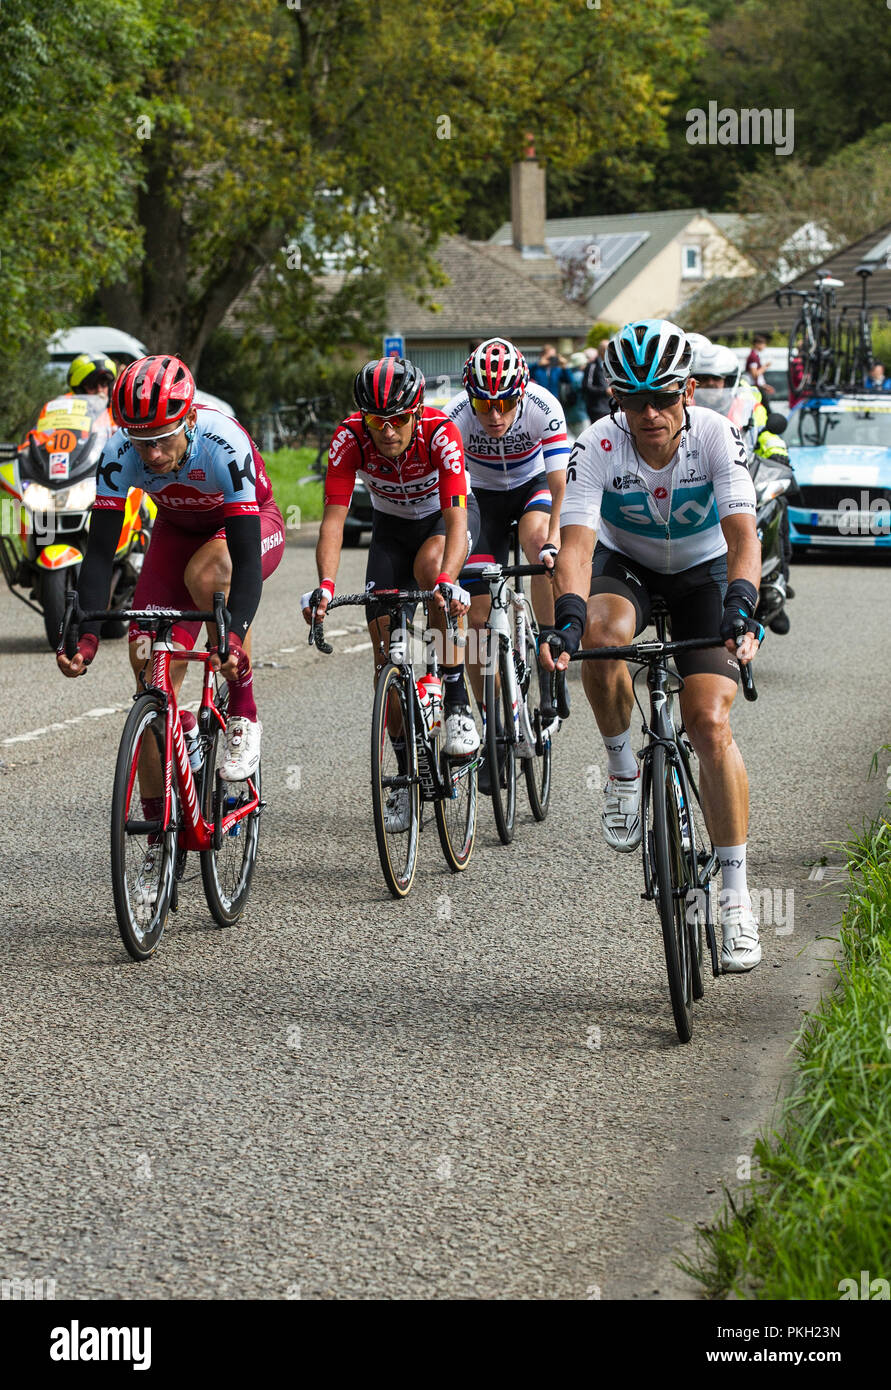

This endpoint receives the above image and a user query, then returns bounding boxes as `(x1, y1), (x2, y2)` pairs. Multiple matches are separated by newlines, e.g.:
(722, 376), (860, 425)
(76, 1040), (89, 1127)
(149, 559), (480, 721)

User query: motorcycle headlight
(22, 483), (54, 512)
(756, 477), (792, 504)
(56, 479), (97, 511)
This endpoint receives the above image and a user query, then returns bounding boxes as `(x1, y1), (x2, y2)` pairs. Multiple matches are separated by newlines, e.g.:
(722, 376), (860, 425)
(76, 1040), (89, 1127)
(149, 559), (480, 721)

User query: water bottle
(416, 674), (442, 733)
(184, 725), (203, 773)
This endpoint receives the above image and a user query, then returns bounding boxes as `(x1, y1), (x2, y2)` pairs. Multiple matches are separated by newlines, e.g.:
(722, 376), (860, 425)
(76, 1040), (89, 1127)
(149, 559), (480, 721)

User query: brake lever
(212, 591), (230, 663)
(60, 588), (81, 659)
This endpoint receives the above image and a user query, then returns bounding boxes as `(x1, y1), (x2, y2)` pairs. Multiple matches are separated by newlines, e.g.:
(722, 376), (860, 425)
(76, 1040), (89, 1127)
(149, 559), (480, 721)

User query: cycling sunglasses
(124, 421), (187, 446)
(615, 389), (685, 413)
(469, 395), (519, 415)
(363, 410), (414, 430)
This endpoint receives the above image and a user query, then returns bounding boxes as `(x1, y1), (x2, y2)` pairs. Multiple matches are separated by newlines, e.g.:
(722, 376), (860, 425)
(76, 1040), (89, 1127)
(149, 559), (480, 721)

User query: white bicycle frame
(481, 563), (552, 760)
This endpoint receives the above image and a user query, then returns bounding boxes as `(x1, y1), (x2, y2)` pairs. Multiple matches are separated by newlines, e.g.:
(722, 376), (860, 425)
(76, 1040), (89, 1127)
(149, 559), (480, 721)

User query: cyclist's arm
(306, 425), (360, 618)
(73, 508), (126, 639)
(720, 512), (761, 590)
(439, 502), (471, 585)
(544, 468), (566, 547)
(222, 513), (263, 642)
(314, 504), (349, 603)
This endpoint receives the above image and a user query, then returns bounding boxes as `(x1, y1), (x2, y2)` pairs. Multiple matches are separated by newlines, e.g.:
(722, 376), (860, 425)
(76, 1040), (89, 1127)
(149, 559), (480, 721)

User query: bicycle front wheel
(649, 744), (694, 1043)
(523, 635), (553, 822)
(371, 663), (420, 898)
(110, 692), (177, 961)
(199, 694), (262, 927)
(484, 636), (517, 844)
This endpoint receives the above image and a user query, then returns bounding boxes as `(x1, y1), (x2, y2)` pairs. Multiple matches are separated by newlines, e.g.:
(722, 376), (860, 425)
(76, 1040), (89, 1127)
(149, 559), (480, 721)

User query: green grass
(680, 788), (891, 1299)
(263, 447), (325, 530)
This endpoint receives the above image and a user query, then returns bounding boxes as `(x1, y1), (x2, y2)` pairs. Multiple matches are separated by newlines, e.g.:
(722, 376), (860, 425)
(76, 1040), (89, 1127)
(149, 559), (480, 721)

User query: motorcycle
(0, 392), (154, 648)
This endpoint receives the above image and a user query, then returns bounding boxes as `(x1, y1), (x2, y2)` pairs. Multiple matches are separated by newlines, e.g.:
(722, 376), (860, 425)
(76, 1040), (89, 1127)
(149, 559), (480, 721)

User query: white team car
(47, 326), (235, 416)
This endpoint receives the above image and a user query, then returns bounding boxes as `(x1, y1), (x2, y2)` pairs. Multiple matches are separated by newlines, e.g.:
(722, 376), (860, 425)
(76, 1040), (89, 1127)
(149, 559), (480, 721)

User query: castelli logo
(600, 439), (612, 451)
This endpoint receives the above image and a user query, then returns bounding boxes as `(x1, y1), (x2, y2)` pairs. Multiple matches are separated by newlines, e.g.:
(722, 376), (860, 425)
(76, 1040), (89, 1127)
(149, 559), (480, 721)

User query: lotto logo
(438, 437), (464, 474)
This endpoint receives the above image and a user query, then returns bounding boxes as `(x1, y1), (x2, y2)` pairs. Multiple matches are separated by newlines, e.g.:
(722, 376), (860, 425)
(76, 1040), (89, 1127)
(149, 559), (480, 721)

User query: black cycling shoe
(769, 608), (791, 635)
(477, 745), (507, 796)
(785, 584), (795, 600)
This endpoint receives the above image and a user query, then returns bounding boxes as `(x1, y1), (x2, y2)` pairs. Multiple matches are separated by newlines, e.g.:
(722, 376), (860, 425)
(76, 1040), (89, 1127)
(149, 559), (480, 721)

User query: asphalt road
(1, 536), (888, 1300)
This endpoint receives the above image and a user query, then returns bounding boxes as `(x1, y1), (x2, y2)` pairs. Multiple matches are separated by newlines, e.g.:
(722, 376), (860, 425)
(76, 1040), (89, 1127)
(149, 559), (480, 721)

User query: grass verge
(263, 447), (325, 528)
(679, 801), (891, 1299)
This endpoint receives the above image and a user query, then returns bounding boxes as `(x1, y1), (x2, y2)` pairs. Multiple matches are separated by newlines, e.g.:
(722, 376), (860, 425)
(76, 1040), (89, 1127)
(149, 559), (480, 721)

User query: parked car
(343, 476), (373, 546)
(786, 395), (891, 549)
(47, 327), (235, 415)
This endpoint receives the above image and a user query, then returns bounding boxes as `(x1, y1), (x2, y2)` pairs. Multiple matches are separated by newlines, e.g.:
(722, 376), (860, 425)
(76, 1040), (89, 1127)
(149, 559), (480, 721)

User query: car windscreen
(796, 406), (891, 448)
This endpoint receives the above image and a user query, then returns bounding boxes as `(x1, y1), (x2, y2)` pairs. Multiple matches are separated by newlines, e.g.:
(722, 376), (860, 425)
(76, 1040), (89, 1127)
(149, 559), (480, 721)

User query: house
(706, 219), (891, 341)
(387, 158), (590, 385)
(489, 203), (756, 329)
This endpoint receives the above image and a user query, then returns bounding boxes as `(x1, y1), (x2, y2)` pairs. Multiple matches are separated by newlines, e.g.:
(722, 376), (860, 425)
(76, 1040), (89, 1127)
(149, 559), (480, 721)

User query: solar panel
(545, 232), (649, 292)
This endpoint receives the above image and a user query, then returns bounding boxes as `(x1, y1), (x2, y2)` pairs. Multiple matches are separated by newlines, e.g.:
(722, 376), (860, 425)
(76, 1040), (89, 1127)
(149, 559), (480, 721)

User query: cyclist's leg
(464, 489), (511, 704)
(416, 497), (480, 752)
(583, 546), (647, 734)
(516, 477), (554, 626)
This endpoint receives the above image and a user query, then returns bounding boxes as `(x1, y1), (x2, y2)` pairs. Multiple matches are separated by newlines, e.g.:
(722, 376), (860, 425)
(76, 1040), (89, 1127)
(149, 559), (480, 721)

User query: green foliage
(586, 322), (620, 347)
(682, 794), (891, 1299)
(262, 450), (325, 528)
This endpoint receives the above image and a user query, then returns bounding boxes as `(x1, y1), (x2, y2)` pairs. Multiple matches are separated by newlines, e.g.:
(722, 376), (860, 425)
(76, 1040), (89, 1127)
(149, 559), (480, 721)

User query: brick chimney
(511, 141), (548, 260)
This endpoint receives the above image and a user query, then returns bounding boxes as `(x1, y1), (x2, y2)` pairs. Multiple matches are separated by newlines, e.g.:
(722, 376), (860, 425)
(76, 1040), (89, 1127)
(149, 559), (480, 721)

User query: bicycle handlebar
(569, 632), (757, 702)
(308, 586), (461, 656)
(60, 589), (231, 661)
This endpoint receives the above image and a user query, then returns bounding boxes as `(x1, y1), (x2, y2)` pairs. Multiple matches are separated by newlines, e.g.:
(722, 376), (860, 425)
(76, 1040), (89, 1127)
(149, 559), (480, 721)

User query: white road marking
(808, 865), (826, 881)
(342, 642), (372, 654)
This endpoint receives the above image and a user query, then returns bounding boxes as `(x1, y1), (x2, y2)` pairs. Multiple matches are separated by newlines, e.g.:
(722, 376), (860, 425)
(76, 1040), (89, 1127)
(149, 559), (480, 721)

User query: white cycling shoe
(384, 785), (412, 834)
(443, 706), (480, 757)
(601, 773), (642, 852)
(721, 905), (762, 973)
(220, 716), (262, 781)
(133, 851), (159, 925)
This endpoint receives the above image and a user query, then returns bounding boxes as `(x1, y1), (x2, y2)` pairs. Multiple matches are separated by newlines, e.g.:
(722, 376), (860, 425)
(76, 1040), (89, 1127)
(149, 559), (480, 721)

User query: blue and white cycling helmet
(604, 319), (692, 393)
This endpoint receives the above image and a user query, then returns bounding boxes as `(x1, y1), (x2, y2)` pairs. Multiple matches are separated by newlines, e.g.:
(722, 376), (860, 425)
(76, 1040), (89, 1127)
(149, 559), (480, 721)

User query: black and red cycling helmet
(112, 355), (196, 430)
(353, 357), (425, 416)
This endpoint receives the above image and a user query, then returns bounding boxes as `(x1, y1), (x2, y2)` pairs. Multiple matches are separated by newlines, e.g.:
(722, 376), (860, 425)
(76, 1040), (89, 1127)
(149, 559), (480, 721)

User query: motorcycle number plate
(48, 452), (70, 479)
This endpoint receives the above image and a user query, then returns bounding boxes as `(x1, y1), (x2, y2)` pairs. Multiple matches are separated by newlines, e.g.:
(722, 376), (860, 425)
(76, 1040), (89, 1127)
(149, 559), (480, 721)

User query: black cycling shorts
(365, 495), (481, 619)
(464, 474), (552, 593)
(589, 543), (740, 682)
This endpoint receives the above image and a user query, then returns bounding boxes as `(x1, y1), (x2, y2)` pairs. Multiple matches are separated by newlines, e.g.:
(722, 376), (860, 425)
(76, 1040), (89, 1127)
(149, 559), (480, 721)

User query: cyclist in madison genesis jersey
(444, 339), (567, 779)
(541, 319), (765, 973)
(57, 355), (284, 785)
(302, 358), (481, 810)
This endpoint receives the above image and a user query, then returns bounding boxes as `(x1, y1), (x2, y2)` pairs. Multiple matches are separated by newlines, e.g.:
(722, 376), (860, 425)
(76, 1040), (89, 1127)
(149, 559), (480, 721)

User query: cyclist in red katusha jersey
(301, 357), (481, 832)
(57, 355), (284, 793)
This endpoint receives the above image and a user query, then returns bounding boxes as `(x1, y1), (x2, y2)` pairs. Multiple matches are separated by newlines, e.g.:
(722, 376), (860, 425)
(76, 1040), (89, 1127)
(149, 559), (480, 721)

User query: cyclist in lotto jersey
(443, 339), (567, 790)
(301, 357), (480, 830)
(57, 355), (284, 790)
(540, 320), (765, 973)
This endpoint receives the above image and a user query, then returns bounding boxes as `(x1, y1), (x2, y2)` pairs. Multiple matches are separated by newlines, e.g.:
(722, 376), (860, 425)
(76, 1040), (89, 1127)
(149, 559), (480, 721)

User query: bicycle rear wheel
(434, 737), (477, 871)
(110, 692), (177, 961)
(199, 690), (262, 927)
(371, 663), (420, 898)
(484, 636), (517, 844)
(649, 744), (694, 1042)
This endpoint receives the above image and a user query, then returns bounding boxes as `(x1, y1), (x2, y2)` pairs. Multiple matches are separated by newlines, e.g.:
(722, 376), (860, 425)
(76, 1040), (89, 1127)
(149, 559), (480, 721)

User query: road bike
(61, 590), (263, 960)
(835, 264), (891, 393)
(475, 550), (568, 844)
(309, 586), (478, 898)
(776, 271), (844, 396)
(570, 600), (757, 1042)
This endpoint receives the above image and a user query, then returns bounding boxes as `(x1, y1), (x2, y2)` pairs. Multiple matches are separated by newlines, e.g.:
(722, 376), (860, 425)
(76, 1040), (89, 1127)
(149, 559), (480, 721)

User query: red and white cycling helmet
(463, 337), (529, 400)
(112, 355), (196, 430)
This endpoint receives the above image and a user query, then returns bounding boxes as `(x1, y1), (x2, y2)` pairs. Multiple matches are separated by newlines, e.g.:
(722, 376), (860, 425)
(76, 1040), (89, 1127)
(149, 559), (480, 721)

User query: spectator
(582, 339), (612, 421)
(530, 343), (572, 399)
(867, 362), (891, 392)
(745, 332), (775, 398)
(565, 351), (590, 439)
(788, 352), (806, 408)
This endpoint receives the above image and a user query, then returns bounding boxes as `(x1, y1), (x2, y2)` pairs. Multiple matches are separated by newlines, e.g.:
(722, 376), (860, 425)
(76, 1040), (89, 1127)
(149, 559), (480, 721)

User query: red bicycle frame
(124, 634), (260, 852)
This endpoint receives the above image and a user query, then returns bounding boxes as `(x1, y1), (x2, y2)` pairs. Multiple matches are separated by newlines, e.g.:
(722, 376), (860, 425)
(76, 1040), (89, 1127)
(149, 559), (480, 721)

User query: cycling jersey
(561, 405), (756, 574)
(93, 406), (273, 533)
(443, 385), (570, 491)
(324, 408), (468, 520)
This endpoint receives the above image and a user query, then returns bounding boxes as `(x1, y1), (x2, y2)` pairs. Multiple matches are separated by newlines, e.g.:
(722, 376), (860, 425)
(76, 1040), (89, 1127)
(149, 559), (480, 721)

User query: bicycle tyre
(371, 663), (420, 898)
(434, 738), (477, 872)
(199, 698), (262, 927)
(650, 744), (694, 1042)
(484, 636), (517, 844)
(523, 631), (552, 821)
(110, 692), (177, 961)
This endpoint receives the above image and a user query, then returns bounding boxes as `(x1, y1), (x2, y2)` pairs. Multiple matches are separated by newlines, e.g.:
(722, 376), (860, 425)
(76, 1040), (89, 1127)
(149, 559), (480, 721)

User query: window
(682, 244), (703, 278)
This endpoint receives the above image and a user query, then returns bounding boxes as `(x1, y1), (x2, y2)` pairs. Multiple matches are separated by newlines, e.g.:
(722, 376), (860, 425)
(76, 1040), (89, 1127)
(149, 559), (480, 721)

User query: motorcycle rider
(66, 353), (117, 403)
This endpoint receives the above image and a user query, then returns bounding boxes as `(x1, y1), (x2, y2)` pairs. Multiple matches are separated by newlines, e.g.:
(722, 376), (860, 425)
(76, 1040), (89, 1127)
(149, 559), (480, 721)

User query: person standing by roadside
(530, 343), (572, 399)
(582, 341), (611, 422)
